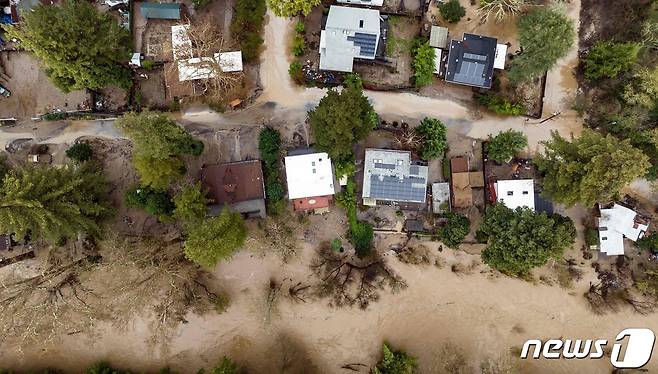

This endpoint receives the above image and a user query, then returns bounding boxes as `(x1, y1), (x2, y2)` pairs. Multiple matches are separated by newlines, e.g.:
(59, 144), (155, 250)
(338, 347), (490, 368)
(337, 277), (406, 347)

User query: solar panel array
(347, 33), (378, 57)
(374, 163), (396, 170)
(369, 175), (426, 202)
(453, 60), (486, 87)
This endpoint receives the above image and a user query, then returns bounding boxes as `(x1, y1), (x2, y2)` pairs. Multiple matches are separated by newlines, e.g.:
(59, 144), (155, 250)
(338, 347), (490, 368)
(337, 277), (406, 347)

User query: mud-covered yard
(0, 52), (90, 121)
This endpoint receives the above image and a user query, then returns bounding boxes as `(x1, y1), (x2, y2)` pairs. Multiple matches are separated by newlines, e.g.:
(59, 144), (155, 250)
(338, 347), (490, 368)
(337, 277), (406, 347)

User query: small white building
(494, 179), (534, 211)
(432, 182), (450, 214)
(598, 203), (650, 256)
(494, 43), (508, 70)
(284, 152), (336, 212)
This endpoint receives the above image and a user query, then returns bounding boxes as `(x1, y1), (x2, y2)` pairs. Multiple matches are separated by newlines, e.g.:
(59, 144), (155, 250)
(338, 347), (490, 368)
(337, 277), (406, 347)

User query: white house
(319, 6), (381, 72)
(337, 0), (384, 6)
(284, 152), (335, 213)
(598, 203), (650, 256)
(494, 179), (534, 211)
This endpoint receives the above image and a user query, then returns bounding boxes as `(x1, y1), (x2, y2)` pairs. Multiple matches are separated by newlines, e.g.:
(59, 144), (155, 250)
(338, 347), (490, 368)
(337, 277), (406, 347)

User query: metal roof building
(140, 2), (180, 20)
(429, 26), (448, 49)
(598, 203), (650, 256)
(285, 152), (335, 212)
(319, 6), (381, 72)
(201, 160), (266, 219)
(362, 149), (428, 207)
(445, 33), (497, 89)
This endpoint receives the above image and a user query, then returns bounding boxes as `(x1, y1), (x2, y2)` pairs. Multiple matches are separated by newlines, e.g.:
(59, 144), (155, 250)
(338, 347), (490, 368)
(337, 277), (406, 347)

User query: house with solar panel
(362, 149), (429, 209)
(319, 6), (382, 73)
(445, 33), (508, 89)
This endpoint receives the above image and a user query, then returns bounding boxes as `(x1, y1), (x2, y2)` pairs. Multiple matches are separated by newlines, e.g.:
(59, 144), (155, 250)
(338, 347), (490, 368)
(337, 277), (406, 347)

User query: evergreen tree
(184, 208), (247, 267)
(584, 40), (640, 80)
(2, 0), (131, 92)
(373, 343), (418, 374)
(415, 117), (447, 160)
(308, 80), (377, 163)
(173, 183), (210, 226)
(0, 164), (112, 243)
(535, 130), (649, 207)
(487, 129), (528, 164)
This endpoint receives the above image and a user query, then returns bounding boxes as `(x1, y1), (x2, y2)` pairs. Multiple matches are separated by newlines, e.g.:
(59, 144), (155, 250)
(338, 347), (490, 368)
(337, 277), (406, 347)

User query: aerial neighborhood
(2, 0), (658, 372)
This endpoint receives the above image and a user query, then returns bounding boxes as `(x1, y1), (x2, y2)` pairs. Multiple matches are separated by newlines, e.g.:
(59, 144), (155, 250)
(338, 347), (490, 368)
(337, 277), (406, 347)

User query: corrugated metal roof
(430, 26), (448, 49)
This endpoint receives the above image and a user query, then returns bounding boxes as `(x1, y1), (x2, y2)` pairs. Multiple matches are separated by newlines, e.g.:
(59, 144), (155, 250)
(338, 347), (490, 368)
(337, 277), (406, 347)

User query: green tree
(117, 111), (200, 161)
(411, 39), (435, 87)
(415, 117), (447, 160)
(0, 164), (112, 243)
(66, 143), (93, 163)
(86, 362), (132, 374)
(584, 41), (640, 80)
(231, 0), (266, 62)
(637, 233), (658, 253)
(439, 0), (466, 23)
(480, 204), (576, 275)
(133, 155), (185, 190)
(475, 93), (524, 116)
(487, 129), (527, 163)
(308, 81), (377, 164)
(173, 183), (210, 226)
(268, 0), (320, 16)
(2, 1), (131, 92)
(623, 66), (658, 109)
(508, 8), (575, 83)
(439, 212), (470, 248)
(259, 127), (285, 213)
(184, 208), (247, 267)
(535, 130), (649, 207)
(125, 186), (174, 218)
(373, 343), (418, 374)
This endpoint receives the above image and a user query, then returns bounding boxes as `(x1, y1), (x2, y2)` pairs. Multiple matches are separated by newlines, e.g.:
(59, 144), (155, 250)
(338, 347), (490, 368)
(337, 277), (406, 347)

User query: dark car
(0, 84), (10, 98)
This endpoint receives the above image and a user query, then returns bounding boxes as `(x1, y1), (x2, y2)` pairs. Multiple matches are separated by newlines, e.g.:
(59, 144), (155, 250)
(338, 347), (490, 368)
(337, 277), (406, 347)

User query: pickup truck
(0, 84), (10, 98)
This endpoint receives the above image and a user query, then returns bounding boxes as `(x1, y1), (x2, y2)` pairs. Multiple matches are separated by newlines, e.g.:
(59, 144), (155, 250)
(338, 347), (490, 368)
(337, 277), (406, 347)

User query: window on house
(312, 161), (316, 166)
(602, 237), (607, 240)
(507, 191), (513, 196)
(359, 20), (364, 28)
(522, 191), (529, 195)
(312, 168), (316, 174)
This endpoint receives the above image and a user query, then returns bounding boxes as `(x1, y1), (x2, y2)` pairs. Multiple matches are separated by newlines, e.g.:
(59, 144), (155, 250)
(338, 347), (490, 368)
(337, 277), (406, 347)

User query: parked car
(0, 84), (10, 98)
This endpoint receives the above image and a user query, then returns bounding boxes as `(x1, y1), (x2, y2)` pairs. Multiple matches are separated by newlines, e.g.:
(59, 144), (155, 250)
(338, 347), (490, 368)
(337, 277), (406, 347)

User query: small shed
(140, 3), (180, 20)
(429, 26), (448, 49)
(494, 43), (508, 70)
(432, 182), (450, 214)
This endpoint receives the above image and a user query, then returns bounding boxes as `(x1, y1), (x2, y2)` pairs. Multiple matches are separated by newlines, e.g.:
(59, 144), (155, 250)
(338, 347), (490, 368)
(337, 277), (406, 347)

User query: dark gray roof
(534, 193), (554, 214)
(369, 175), (426, 202)
(445, 33), (497, 89)
(347, 33), (378, 58)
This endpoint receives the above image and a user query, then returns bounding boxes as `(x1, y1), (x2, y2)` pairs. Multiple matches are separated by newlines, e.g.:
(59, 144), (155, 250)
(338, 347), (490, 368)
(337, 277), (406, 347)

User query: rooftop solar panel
(464, 53), (487, 61)
(347, 33), (378, 57)
(374, 163), (396, 170)
(369, 175), (426, 202)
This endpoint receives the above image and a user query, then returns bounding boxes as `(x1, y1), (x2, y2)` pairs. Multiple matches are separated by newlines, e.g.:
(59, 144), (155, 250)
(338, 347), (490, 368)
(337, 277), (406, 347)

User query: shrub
(351, 221), (374, 257)
(292, 34), (306, 57)
(295, 21), (305, 33)
(486, 129), (528, 163)
(259, 127), (285, 214)
(289, 61), (304, 84)
(125, 186), (174, 217)
(584, 227), (599, 247)
(439, 212), (470, 248)
(42, 112), (68, 121)
(411, 39), (435, 87)
(141, 59), (156, 70)
(374, 343), (418, 374)
(637, 233), (658, 253)
(66, 143), (93, 162)
(439, 0), (466, 23)
(475, 93), (524, 116)
(584, 41), (640, 80)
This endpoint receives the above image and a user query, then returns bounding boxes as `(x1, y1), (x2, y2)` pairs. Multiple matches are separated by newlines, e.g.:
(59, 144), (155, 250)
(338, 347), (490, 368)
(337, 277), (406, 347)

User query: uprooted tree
(311, 243), (406, 309)
(168, 18), (244, 101)
(0, 236), (222, 351)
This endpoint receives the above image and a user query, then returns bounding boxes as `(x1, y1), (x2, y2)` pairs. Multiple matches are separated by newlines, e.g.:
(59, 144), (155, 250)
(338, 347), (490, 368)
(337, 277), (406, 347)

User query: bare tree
(311, 245), (406, 309)
(393, 129), (421, 151)
(168, 17), (244, 101)
(477, 0), (525, 23)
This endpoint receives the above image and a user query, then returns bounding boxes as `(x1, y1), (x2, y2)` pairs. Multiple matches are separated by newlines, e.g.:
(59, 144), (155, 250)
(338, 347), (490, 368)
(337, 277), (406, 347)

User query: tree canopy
(66, 142), (93, 163)
(2, 0), (131, 92)
(0, 164), (112, 243)
(480, 204), (576, 275)
(116, 111), (203, 189)
(373, 343), (418, 374)
(173, 183), (210, 226)
(487, 129), (527, 163)
(267, 0), (320, 16)
(415, 117), (447, 160)
(184, 208), (247, 267)
(411, 40), (435, 87)
(308, 79), (377, 164)
(438, 212), (470, 249)
(584, 41), (640, 80)
(623, 66), (658, 109)
(535, 130), (649, 207)
(439, 0), (466, 23)
(508, 8), (575, 83)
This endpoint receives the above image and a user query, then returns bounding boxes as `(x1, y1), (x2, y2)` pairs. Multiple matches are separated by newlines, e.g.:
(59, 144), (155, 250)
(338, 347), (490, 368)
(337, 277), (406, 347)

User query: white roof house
(171, 25), (192, 60)
(494, 179), (535, 211)
(494, 43), (508, 70)
(362, 149), (428, 206)
(284, 152), (335, 200)
(598, 203), (650, 256)
(338, 0), (384, 6)
(319, 6), (381, 72)
(433, 48), (443, 75)
(432, 182), (450, 214)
